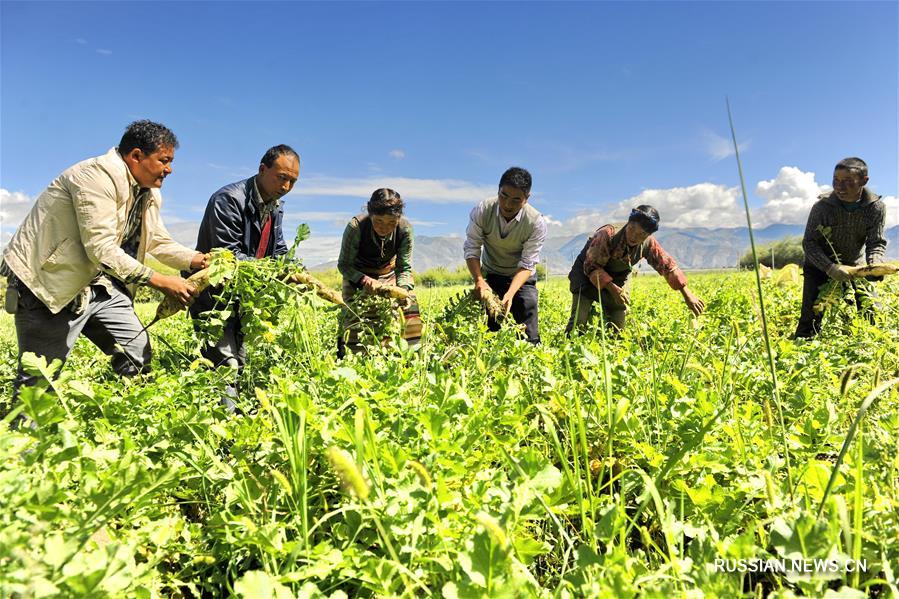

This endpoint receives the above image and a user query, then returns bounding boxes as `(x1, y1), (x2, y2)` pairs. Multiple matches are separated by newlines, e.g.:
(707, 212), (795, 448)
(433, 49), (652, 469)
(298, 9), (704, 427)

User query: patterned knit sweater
(802, 188), (887, 273)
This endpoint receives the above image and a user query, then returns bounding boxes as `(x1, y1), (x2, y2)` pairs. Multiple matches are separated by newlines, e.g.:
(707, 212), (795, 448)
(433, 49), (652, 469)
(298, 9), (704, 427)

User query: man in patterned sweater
(566, 205), (704, 334)
(793, 157), (887, 338)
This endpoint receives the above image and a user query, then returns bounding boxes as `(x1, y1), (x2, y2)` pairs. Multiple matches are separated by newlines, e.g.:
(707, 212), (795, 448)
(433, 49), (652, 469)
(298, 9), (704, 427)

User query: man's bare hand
(190, 252), (211, 270)
(608, 283), (629, 306)
(682, 288), (705, 316)
(360, 275), (379, 294)
(148, 273), (198, 307)
(474, 278), (492, 300)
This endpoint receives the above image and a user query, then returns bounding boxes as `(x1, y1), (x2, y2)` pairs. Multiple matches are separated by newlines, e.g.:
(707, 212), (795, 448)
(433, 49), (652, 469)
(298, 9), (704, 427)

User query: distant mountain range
(431, 224), (899, 273)
(402, 225), (899, 274)
(541, 225), (815, 273)
(162, 223), (899, 273)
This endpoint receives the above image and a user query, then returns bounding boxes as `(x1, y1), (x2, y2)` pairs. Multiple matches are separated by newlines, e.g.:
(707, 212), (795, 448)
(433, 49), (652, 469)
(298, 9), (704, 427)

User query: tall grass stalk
(267, 398), (309, 549)
(880, 548), (899, 596)
(537, 410), (582, 577)
(851, 422), (864, 588)
(816, 377), (899, 517)
(636, 470), (679, 568)
(591, 298), (616, 503)
(649, 343), (662, 444)
(570, 391), (598, 552)
(717, 320), (748, 462)
(726, 98), (793, 494)
(289, 296), (323, 366)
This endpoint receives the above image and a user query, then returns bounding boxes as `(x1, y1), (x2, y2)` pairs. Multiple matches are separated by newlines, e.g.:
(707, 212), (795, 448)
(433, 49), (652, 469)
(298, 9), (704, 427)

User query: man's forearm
(338, 264), (365, 284)
(803, 240), (834, 273)
(506, 268), (533, 298)
(588, 267), (612, 290)
(338, 224), (364, 283)
(866, 238), (886, 264)
(466, 257), (485, 283)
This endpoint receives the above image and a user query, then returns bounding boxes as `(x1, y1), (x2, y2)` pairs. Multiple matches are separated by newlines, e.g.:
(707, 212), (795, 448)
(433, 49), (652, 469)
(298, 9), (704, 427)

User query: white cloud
(548, 166), (897, 234)
(283, 211), (354, 228)
(75, 38), (87, 45)
(883, 195), (899, 229)
(751, 167), (899, 228)
(389, 149), (405, 160)
(284, 212), (449, 230)
(702, 129), (750, 161)
(96, 48), (112, 55)
(754, 166), (829, 226)
(292, 175), (495, 204)
(162, 221), (200, 248)
(542, 214), (563, 227)
(292, 235), (343, 267)
(754, 167), (899, 228)
(0, 189), (34, 228)
(549, 182), (746, 235)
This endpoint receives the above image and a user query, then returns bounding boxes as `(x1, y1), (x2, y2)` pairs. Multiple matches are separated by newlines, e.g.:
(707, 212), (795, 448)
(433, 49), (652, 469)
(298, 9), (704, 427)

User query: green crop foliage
(0, 265), (897, 598)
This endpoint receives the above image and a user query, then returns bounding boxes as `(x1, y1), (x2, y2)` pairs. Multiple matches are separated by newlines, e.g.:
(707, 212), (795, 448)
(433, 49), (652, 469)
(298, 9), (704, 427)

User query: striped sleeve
(644, 237), (687, 290)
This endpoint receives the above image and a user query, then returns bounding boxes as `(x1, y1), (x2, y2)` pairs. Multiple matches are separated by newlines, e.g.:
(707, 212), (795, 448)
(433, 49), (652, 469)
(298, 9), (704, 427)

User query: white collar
(496, 202), (523, 224)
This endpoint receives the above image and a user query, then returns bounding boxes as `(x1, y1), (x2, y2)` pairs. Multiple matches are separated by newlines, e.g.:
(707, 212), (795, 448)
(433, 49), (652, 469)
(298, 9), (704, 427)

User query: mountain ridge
(137, 223), (899, 273)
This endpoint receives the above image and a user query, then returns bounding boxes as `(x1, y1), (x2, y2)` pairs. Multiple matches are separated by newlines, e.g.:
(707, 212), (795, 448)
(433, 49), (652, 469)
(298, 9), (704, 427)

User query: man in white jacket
(2, 120), (206, 392)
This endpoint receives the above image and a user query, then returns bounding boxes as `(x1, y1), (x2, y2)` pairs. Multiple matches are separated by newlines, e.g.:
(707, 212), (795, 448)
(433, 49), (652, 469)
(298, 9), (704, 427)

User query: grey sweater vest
(480, 198), (542, 277)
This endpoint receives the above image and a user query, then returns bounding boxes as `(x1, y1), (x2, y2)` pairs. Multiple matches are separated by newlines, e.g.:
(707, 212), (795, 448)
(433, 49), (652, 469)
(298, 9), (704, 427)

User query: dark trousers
(191, 307), (244, 411)
(564, 275), (631, 336)
(794, 262), (875, 338)
(485, 273), (540, 344)
(13, 281), (151, 394)
(794, 263), (829, 338)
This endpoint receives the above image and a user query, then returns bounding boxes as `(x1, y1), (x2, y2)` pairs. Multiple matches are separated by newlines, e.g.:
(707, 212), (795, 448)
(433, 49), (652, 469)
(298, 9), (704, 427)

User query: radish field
(1, 270), (897, 598)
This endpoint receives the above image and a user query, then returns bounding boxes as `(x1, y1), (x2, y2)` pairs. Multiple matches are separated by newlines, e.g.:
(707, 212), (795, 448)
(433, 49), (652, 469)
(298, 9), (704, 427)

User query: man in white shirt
(463, 167), (547, 343)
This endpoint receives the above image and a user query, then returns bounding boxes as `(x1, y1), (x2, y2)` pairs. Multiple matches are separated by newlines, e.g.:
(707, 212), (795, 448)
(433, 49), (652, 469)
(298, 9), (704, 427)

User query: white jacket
(3, 148), (195, 313)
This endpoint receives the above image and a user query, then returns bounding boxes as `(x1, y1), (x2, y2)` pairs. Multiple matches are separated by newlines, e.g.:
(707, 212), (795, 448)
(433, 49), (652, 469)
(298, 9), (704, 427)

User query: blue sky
(2, 1), (897, 265)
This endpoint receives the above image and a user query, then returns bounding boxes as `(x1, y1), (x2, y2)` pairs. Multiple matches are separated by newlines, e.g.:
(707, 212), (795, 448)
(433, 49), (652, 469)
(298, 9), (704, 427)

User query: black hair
(498, 167), (532, 195)
(628, 204), (660, 233)
(367, 188), (404, 217)
(261, 144), (300, 168)
(118, 120), (178, 155)
(834, 157), (867, 179)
